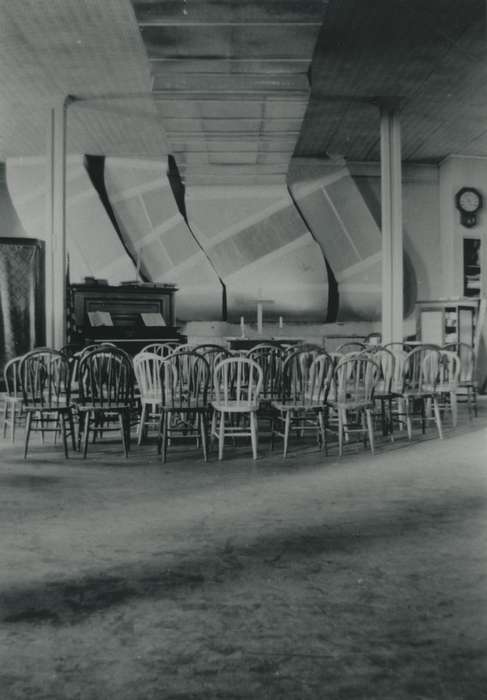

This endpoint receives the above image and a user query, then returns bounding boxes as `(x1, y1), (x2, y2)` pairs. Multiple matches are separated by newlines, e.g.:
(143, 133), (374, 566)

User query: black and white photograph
(0, 1), (486, 698)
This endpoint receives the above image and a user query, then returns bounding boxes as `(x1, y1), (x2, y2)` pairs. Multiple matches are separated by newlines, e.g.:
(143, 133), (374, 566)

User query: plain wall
(0, 164), (28, 238)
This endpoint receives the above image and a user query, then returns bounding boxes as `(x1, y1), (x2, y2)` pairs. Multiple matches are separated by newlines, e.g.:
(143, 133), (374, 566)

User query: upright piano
(69, 283), (186, 354)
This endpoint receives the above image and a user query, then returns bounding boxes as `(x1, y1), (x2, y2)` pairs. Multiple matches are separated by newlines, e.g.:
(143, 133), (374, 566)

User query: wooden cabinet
(69, 283), (186, 353)
(416, 299), (479, 348)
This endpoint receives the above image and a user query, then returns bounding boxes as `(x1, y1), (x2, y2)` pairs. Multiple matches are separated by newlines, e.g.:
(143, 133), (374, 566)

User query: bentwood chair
(443, 342), (478, 418)
(21, 349), (75, 459)
(133, 352), (164, 444)
(76, 347), (136, 457)
(369, 347), (396, 437)
(329, 355), (380, 456)
(435, 350), (461, 427)
(400, 346), (443, 440)
(140, 342), (179, 358)
(192, 344), (233, 397)
(247, 343), (285, 402)
(2, 355), (24, 443)
(271, 351), (335, 457)
(157, 351), (210, 462)
(211, 357), (263, 460)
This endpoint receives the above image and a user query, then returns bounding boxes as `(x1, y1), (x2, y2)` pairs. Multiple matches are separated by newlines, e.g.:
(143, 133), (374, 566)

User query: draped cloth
(0, 239), (45, 379)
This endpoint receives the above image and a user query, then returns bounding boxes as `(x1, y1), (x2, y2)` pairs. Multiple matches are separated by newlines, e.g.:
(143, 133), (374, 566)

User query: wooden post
(380, 106), (403, 345)
(45, 98), (69, 349)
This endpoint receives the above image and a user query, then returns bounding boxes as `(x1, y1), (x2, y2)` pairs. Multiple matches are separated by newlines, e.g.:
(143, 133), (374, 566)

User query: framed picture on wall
(463, 237), (481, 297)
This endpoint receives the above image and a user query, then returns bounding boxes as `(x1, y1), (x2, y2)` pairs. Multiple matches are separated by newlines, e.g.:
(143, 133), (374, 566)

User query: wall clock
(455, 186), (483, 228)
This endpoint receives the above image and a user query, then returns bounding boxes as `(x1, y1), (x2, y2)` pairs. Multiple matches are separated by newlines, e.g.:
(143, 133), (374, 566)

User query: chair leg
(283, 410), (291, 458)
(250, 411), (258, 461)
(119, 413), (128, 457)
(162, 411), (169, 463)
(218, 411), (225, 461)
(405, 400), (412, 441)
(338, 409), (344, 457)
(210, 409), (216, 447)
(433, 397), (443, 439)
(200, 413), (208, 462)
(450, 391), (457, 428)
(138, 403), (147, 446)
(318, 410), (326, 453)
(11, 402), (17, 443)
(24, 411), (33, 460)
(82, 411), (91, 458)
(68, 411), (76, 451)
(59, 412), (68, 458)
(365, 409), (375, 455)
(2, 400), (8, 438)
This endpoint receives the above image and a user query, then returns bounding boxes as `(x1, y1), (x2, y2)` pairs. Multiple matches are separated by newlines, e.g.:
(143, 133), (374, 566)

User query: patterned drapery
(0, 239), (45, 379)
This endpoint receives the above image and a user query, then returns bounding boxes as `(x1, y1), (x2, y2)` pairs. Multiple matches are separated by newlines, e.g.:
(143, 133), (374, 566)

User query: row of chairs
(0, 340), (475, 461)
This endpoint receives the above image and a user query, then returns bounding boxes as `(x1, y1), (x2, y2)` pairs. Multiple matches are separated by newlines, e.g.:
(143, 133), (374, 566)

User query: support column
(45, 98), (68, 349)
(380, 106), (404, 346)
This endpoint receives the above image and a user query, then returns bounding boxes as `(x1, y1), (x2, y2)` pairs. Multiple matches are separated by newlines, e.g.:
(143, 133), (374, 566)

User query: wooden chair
(247, 343), (285, 402)
(400, 346), (443, 440)
(369, 347), (396, 437)
(1, 355), (24, 443)
(271, 351), (335, 457)
(157, 351), (210, 462)
(329, 355), (380, 456)
(140, 342), (179, 358)
(193, 344), (233, 397)
(436, 350), (461, 427)
(211, 357), (263, 460)
(133, 352), (164, 444)
(443, 342), (478, 418)
(76, 347), (136, 458)
(21, 349), (75, 459)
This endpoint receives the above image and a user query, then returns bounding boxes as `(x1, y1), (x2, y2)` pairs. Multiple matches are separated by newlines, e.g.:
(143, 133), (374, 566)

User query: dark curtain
(0, 239), (45, 380)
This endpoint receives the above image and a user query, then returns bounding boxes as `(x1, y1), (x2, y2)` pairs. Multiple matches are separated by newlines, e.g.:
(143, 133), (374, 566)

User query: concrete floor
(0, 410), (486, 699)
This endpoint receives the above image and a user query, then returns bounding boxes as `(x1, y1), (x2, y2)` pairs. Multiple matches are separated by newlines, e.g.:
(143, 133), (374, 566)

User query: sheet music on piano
(88, 310), (114, 327)
(141, 312), (166, 327)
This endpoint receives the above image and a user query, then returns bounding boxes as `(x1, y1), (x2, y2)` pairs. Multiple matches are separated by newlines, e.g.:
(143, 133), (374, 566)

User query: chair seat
(401, 390), (434, 399)
(24, 402), (72, 412)
(329, 399), (374, 410)
(77, 403), (133, 412)
(271, 400), (325, 411)
(140, 393), (162, 405)
(161, 400), (209, 412)
(212, 400), (259, 413)
(458, 380), (477, 389)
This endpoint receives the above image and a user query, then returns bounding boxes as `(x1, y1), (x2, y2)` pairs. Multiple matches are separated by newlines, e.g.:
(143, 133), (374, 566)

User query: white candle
(240, 316), (245, 336)
(279, 316), (283, 329)
(257, 303), (263, 334)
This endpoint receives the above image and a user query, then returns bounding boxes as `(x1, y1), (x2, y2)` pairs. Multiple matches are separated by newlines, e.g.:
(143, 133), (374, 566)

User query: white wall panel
(289, 161), (384, 321)
(6, 155), (135, 284)
(105, 157), (223, 320)
(186, 185), (329, 321)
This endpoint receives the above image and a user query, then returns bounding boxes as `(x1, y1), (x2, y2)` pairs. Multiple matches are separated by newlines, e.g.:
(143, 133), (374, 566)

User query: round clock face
(458, 188), (481, 213)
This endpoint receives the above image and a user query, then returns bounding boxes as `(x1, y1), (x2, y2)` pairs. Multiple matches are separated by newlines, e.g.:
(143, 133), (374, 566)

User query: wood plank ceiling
(295, 0), (487, 162)
(132, 0), (328, 183)
(0, 0), (166, 159)
(0, 0), (487, 172)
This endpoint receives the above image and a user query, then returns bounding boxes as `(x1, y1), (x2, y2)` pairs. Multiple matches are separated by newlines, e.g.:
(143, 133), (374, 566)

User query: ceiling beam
(152, 73), (310, 93)
(132, 1), (328, 25)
